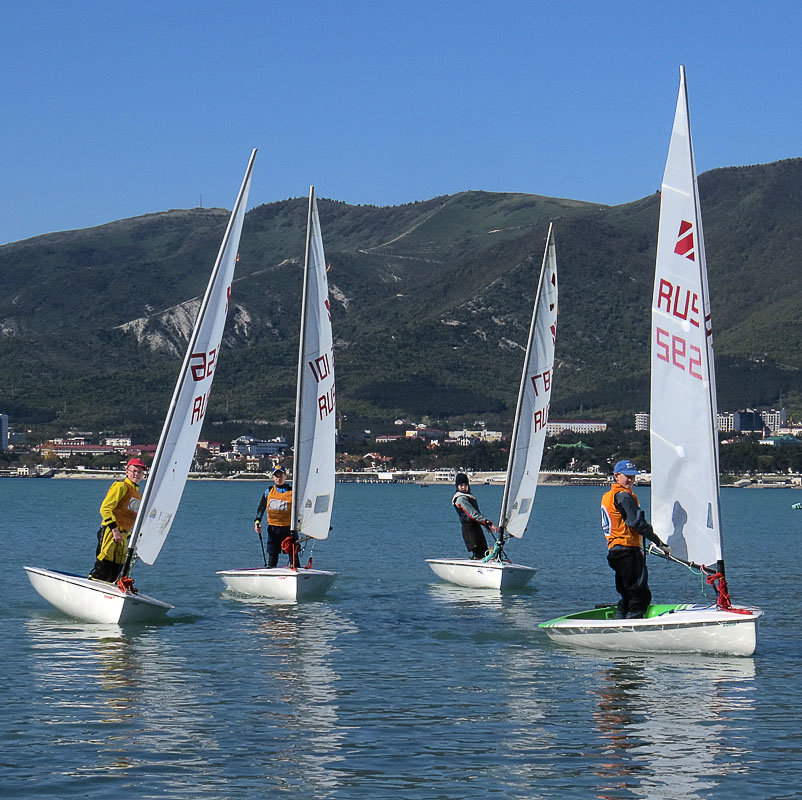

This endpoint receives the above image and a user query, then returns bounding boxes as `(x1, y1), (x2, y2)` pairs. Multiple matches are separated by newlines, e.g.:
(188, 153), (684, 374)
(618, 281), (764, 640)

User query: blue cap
(613, 459), (639, 476)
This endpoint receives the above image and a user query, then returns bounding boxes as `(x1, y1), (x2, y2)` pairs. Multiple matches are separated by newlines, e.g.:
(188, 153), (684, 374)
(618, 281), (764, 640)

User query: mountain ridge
(2, 157), (801, 437)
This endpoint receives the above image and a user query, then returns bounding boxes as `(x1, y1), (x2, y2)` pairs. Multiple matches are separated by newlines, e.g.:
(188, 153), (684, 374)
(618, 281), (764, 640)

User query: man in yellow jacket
(89, 458), (146, 583)
(601, 459), (670, 619)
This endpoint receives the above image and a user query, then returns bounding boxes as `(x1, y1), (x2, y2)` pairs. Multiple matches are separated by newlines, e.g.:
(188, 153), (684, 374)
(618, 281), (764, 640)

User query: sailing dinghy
(217, 187), (337, 602)
(25, 149), (257, 624)
(540, 67), (762, 656)
(426, 225), (558, 591)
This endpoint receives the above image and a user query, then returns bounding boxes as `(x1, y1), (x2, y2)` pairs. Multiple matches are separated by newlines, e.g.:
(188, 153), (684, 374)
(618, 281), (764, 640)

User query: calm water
(1, 479), (800, 799)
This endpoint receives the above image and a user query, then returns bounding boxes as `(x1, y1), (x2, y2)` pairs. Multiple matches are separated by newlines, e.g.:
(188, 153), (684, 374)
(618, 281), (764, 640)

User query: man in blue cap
(600, 459), (670, 618)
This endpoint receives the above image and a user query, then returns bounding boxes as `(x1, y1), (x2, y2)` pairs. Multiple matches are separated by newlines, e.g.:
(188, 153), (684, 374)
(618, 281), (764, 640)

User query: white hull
(24, 566), (173, 625)
(217, 567), (337, 602)
(540, 604), (763, 657)
(425, 558), (535, 591)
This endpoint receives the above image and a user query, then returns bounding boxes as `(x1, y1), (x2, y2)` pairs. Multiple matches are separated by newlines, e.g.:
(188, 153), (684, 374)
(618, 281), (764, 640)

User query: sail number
(308, 351), (333, 383)
(529, 371), (552, 431)
(187, 349), (218, 426)
(530, 370), (552, 396)
(655, 327), (703, 380)
(308, 349), (335, 420)
(190, 350), (217, 381)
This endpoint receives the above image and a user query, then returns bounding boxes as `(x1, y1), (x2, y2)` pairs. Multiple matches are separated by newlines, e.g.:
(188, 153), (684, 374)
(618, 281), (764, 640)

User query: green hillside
(2, 159), (802, 440)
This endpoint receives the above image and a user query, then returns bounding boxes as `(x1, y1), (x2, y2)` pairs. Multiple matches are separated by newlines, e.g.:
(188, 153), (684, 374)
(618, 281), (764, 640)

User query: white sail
(291, 187), (335, 540)
(133, 149), (257, 564)
(499, 224), (558, 538)
(650, 66), (722, 567)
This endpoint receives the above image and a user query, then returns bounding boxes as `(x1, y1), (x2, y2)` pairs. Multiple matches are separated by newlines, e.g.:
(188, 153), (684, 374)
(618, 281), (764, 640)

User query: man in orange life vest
(89, 457), (146, 583)
(254, 466), (301, 568)
(601, 459), (670, 619)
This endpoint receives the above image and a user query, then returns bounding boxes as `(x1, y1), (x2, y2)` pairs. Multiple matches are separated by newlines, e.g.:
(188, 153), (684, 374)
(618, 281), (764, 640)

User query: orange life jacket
(600, 483), (642, 549)
(266, 484), (292, 527)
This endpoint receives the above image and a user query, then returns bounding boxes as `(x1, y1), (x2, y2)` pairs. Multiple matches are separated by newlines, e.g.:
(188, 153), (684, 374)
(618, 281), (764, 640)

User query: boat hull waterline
(425, 558), (536, 591)
(539, 603), (763, 656)
(217, 567), (337, 601)
(24, 566), (173, 625)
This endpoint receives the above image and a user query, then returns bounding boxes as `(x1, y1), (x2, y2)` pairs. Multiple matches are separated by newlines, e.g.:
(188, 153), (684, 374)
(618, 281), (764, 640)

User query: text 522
(654, 327), (703, 380)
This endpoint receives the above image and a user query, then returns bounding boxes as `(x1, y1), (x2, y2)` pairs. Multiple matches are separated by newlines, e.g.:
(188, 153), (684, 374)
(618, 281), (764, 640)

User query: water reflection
(26, 619), (139, 727)
(24, 618), (221, 791)
(590, 654), (756, 799)
(240, 604), (357, 797)
(427, 582), (506, 609)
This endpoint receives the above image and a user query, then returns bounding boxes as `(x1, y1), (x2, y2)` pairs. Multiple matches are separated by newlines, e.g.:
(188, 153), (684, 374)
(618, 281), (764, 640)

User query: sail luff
(650, 66), (722, 568)
(127, 148), (256, 567)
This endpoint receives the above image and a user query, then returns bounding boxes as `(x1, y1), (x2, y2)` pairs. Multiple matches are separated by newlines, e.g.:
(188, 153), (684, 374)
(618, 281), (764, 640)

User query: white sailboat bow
(25, 149), (258, 623)
(541, 67), (762, 656)
(427, 225), (558, 590)
(218, 187), (337, 601)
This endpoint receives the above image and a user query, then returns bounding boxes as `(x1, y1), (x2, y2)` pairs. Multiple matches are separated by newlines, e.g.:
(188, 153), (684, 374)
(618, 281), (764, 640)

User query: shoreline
(9, 470), (798, 488)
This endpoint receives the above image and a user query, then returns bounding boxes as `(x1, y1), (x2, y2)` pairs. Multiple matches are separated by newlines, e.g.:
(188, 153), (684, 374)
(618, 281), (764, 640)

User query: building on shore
(231, 436), (290, 457)
(546, 420), (607, 436)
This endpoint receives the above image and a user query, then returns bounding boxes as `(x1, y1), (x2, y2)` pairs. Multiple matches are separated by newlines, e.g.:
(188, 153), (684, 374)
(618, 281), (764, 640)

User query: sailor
(452, 472), (499, 559)
(254, 466), (300, 568)
(601, 459), (670, 619)
(89, 457), (146, 583)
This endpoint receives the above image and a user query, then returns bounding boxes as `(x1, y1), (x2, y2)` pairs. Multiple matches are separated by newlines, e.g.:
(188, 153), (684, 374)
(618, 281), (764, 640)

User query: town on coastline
(3, 407), (802, 488)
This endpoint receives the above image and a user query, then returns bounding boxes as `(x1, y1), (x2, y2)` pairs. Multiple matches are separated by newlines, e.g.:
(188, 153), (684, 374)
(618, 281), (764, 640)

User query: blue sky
(2, 0), (800, 244)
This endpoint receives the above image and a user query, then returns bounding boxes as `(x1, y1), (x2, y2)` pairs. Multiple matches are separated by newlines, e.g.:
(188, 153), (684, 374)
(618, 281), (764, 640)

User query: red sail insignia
(674, 219), (695, 260)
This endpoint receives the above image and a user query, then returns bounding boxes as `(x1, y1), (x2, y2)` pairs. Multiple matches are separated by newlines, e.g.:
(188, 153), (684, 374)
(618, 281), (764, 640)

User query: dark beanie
(455, 472), (469, 487)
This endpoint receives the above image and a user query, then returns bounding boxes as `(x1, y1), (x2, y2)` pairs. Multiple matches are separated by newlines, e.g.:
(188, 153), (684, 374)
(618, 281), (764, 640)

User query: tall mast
(679, 65), (724, 573)
(498, 223), (554, 533)
(123, 148), (257, 574)
(291, 186), (316, 530)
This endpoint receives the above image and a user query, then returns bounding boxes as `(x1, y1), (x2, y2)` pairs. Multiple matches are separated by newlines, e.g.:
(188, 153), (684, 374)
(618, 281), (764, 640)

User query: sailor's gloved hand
(659, 543), (671, 557)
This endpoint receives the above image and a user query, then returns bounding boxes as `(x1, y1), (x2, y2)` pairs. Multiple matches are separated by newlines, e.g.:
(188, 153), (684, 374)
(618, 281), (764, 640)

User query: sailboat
(426, 225), (558, 591)
(540, 67), (763, 656)
(217, 187), (337, 602)
(24, 149), (257, 624)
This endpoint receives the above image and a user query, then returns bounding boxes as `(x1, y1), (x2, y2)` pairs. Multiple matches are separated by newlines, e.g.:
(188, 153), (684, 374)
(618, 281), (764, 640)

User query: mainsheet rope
(648, 545), (752, 615)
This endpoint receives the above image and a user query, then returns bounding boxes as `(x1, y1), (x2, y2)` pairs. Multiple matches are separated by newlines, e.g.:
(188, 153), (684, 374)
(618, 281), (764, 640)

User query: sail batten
(498, 224), (558, 539)
(650, 66), (722, 568)
(131, 149), (257, 565)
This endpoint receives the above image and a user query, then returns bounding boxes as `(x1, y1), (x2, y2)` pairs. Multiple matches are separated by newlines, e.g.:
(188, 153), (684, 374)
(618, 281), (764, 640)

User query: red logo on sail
(674, 220), (695, 261)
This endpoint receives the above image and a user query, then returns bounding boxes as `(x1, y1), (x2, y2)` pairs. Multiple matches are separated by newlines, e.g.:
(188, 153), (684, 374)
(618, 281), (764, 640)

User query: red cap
(126, 458), (147, 469)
